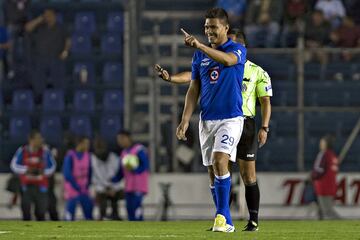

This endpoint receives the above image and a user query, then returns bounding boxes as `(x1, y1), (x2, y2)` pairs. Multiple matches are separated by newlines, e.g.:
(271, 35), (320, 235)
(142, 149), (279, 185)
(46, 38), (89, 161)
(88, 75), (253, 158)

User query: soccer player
(63, 136), (93, 221)
(11, 130), (56, 221)
(155, 29), (273, 231)
(116, 130), (150, 221)
(176, 8), (246, 232)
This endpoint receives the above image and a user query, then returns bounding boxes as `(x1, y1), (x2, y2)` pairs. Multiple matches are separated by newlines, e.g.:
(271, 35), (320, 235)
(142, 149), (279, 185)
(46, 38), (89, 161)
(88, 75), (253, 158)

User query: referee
(155, 29), (272, 231)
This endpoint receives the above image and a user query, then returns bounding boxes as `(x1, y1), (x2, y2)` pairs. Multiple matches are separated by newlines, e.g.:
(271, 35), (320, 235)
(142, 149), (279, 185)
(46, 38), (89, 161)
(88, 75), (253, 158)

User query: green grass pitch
(0, 220), (359, 240)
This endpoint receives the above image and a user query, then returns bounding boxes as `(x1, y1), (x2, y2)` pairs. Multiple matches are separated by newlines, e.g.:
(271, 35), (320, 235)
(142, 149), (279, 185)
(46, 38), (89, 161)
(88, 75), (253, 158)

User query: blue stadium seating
(75, 12), (96, 34)
(69, 115), (92, 137)
(103, 90), (123, 112)
(12, 90), (34, 113)
(73, 90), (95, 113)
(71, 33), (92, 56)
(100, 115), (122, 142)
(9, 116), (31, 141)
(0, 91), (3, 113)
(102, 62), (123, 85)
(42, 89), (65, 113)
(107, 12), (124, 33)
(101, 33), (122, 56)
(40, 116), (63, 144)
(73, 62), (96, 85)
(258, 137), (298, 171)
(305, 112), (341, 138)
(271, 111), (297, 137)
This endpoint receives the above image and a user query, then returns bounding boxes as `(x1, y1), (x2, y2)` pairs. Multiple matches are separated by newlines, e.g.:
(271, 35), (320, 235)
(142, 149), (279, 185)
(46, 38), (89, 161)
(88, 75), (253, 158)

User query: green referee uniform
(237, 60), (273, 161)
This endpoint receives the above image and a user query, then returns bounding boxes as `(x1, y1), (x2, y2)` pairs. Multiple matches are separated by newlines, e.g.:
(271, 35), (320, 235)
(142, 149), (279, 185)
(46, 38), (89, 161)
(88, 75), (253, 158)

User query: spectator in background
(311, 135), (340, 220)
(63, 136), (93, 221)
(92, 136), (123, 220)
(244, 0), (283, 48)
(315, 0), (346, 28)
(281, 0), (309, 47)
(10, 130), (56, 221)
(0, 24), (10, 80)
(330, 16), (360, 61)
(25, 8), (70, 102)
(117, 130), (149, 221)
(304, 10), (331, 64)
(3, 0), (31, 79)
(216, 0), (247, 28)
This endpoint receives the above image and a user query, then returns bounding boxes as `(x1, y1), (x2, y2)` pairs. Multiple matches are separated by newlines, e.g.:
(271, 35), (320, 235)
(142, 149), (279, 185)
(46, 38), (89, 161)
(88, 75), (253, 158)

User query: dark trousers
(125, 192), (144, 221)
(65, 194), (93, 221)
(96, 191), (122, 220)
(48, 189), (59, 220)
(31, 57), (65, 100)
(20, 185), (48, 221)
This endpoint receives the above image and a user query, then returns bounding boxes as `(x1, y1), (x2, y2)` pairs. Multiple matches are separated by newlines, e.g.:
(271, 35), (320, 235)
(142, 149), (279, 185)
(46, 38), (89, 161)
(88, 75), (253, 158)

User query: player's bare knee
(242, 172), (257, 185)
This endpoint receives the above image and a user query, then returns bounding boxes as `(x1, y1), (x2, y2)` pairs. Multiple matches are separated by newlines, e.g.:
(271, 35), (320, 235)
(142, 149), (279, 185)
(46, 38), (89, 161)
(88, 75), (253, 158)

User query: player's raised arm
(181, 28), (239, 66)
(176, 79), (200, 141)
(154, 64), (191, 84)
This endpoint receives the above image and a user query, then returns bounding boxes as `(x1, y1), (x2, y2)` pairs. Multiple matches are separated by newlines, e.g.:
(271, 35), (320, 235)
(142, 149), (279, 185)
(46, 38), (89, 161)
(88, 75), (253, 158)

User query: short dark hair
(228, 28), (247, 46)
(74, 135), (89, 146)
(322, 134), (336, 150)
(205, 8), (229, 25)
(28, 129), (41, 140)
(117, 129), (131, 137)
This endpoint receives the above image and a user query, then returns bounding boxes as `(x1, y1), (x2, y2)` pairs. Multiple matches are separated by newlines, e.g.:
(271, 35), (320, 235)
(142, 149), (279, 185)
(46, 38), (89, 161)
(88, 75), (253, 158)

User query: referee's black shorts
(237, 117), (257, 161)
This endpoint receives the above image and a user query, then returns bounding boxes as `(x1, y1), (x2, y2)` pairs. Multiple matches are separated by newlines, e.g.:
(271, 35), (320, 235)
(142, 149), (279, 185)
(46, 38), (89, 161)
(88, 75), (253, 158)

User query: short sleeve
(256, 69), (273, 97)
(191, 51), (200, 80)
(227, 43), (246, 65)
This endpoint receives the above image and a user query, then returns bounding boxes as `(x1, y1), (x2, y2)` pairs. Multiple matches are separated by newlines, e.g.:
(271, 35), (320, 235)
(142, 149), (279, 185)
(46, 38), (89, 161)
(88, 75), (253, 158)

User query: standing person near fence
(62, 136), (93, 221)
(116, 130), (149, 221)
(10, 130), (56, 221)
(311, 134), (340, 220)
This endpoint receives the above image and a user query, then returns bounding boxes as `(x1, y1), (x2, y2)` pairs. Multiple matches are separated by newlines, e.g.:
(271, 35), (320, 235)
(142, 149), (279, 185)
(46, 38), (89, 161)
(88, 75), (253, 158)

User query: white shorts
(199, 116), (244, 167)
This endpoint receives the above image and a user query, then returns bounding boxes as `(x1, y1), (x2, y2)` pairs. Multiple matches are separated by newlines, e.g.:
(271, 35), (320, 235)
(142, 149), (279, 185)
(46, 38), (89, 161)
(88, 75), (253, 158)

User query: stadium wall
(0, 173), (359, 220)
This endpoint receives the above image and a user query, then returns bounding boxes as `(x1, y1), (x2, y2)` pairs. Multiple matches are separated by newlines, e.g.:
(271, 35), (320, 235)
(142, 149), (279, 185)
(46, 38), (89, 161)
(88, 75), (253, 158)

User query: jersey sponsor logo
(201, 58), (211, 66)
(209, 67), (220, 83)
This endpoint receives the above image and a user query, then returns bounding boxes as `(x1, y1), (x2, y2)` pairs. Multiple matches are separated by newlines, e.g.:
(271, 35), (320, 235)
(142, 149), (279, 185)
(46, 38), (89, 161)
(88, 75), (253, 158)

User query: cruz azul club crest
(209, 66), (220, 84)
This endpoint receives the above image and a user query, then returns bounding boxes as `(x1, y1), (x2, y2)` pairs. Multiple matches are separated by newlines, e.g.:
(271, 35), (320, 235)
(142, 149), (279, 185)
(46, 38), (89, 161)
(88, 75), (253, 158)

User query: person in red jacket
(311, 134), (340, 220)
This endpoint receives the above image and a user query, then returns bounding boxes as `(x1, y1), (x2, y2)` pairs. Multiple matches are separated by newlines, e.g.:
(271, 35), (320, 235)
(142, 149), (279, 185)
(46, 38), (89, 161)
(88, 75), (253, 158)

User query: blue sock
(210, 185), (217, 209)
(214, 173), (233, 226)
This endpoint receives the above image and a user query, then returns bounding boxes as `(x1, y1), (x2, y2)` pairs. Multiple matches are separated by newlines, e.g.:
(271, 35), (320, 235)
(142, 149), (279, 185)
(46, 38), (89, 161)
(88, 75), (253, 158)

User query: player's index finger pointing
(180, 28), (190, 36)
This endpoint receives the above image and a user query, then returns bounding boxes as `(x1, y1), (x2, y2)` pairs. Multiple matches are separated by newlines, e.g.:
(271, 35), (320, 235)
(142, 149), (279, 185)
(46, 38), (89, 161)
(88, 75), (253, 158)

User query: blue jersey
(191, 38), (246, 120)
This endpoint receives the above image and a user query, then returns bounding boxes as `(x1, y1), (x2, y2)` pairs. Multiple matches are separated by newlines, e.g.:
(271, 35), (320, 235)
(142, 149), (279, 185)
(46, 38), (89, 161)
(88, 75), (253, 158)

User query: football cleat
(212, 214), (235, 233)
(243, 220), (259, 231)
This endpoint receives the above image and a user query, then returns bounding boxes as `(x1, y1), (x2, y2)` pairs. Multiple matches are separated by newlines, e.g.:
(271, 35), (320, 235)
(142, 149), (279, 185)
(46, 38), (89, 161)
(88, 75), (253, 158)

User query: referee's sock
(214, 173), (233, 226)
(245, 181), (260, 224)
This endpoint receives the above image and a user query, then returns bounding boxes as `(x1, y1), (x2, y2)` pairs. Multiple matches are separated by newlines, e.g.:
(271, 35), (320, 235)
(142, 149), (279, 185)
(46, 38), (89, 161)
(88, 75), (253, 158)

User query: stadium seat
(71, 33), (92, 56)
(9, 116), (31, 141)
(69, 115), (92, 137)
(103, 90), (123, 112)
(107, 12), (124, 33)
(100, 115), (122, 142)
(42, 89), (65, 113)
(40, 116), (63, 145)
(73, 62), (95, 85)
(271, 111), (297, 137)
(101, 33), (122, 56)
(305, 113), (341, 138)
(0, 91), (3, 113)
(74, 12), (96, 34)
(12, 89), (34, 113)
(102, 62), (123, 85)
(73, 90), (95, 113)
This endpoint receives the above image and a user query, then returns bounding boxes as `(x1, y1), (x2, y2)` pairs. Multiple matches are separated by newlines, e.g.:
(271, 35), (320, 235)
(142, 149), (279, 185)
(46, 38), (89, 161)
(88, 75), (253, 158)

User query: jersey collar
(216, 38), (232, 50)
